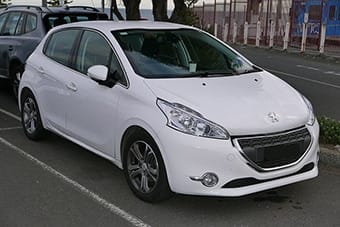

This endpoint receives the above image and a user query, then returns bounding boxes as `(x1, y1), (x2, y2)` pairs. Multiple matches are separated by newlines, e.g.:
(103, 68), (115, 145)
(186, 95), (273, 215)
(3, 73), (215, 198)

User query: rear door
(37, 29), (81, 131)
(0, 11), (22, 78)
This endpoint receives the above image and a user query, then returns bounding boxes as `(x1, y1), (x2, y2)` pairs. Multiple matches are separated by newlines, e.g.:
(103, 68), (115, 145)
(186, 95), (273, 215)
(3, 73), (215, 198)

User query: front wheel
(21, 90), (45, 140)
(123, 130), (173, 203)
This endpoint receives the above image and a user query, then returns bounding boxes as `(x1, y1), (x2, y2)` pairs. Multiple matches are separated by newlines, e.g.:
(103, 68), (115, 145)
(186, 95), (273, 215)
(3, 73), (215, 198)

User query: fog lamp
(190, 172), (219, 187)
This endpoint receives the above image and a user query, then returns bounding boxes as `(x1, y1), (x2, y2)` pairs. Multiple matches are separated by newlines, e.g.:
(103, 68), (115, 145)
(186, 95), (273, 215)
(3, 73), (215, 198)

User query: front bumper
(156, 122), (319, 197)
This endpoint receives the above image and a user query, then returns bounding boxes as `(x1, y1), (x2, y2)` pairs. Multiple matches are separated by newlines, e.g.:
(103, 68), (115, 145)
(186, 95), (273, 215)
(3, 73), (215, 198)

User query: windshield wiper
(184, 71), (238, 78)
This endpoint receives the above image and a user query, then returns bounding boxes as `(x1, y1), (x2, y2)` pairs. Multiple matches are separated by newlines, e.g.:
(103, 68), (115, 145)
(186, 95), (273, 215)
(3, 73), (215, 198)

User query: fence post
(223, 23), (228, 42)
(233, 22), (237, 43)
(269, 20), (275, 48)
(256, 21), (261, 47)
(244, 21), (248, 45)
(283, 22), (290, 50)
(319, 23), (326, 54)
(214, 23), (218, 37)
(301, 23), (308, 52)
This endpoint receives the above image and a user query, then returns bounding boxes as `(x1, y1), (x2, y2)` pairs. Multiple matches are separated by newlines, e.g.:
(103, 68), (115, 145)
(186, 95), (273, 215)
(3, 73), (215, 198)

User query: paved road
(1, 70), (340, 225)
(233, 45), (340, 121)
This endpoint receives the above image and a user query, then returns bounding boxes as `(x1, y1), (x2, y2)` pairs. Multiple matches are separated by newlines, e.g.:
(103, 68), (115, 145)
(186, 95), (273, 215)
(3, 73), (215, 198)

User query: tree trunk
(170, 0), (186, 22)
(123, 0), (141, 20)
(110, 0), (124, 20)
(101, 0), (105, 12)
(152, 0), (168, 21)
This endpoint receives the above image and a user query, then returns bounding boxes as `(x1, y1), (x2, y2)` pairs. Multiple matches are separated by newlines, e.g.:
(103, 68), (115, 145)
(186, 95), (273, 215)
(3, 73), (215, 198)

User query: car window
(15, 13), (25, 35)
(44, 29), (80, 66)
(2, 12), (21, 36)
(75, 30), (112, 74)
(43, 14), (108, 31)
(25, 14), (37, 33)
(0, 13), (8, 34)
(110, 52), (127, 86)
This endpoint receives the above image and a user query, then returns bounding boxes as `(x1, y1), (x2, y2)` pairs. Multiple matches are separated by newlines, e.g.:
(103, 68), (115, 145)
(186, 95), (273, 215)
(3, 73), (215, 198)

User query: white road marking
(325, 71), (340, 76)
(0, 108), (21, 121)
(296, 64), (320, 71)
(267, 69), (340, 90)
(0, 126), (22, 131)
(0, 108), (151, 227)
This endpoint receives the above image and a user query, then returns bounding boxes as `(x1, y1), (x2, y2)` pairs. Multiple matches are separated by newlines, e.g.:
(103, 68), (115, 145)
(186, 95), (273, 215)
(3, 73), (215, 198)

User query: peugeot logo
(268, 112), (279, 123)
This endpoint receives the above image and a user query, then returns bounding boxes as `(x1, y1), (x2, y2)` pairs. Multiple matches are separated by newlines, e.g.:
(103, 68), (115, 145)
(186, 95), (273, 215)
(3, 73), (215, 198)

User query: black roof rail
(65, 6), (100, 12)
(5, 5), (43, 12)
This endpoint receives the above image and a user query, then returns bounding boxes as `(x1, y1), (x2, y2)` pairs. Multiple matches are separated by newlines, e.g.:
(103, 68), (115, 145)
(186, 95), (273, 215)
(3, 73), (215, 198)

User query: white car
(19, 21), (319, 202)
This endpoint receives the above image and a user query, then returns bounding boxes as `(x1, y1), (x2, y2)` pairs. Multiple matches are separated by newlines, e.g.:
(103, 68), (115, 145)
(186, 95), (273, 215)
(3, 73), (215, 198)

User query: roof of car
(55, 20), (196, 31)
(2, 5), (106, 14)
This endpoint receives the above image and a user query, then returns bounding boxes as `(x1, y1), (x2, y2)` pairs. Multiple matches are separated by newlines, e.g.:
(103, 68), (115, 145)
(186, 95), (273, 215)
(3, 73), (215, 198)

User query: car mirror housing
(87, 65), (109, 82)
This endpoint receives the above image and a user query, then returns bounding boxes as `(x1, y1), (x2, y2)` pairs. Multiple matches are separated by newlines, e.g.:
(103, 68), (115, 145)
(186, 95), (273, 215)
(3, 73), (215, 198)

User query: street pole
(318, 0), (325, 50)
(213, 0), (216, 35)
(42, 0), (47, 7)
(227, 0), (233, 41)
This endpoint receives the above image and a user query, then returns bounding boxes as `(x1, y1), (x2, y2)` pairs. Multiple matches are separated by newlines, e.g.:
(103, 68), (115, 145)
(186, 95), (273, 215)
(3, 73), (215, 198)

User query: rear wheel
(123, 130), (172, 203)
(21, 90), (45, 140)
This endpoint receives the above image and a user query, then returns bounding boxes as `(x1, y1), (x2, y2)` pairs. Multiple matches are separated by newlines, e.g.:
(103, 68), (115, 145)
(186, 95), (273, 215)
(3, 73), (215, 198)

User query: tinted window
(308, 5), (321, 20)
(110, 52), (127, 86)
(15, 13), (25, 35)
(75, 31), (112, 74)
(25, 14), (37, 33)
(44, 29), (80, 66)
(43, 14), (108, 31)
(329, 6), (336, 20)
(0, 13), (8, 34)
(2, 12), (21, 35)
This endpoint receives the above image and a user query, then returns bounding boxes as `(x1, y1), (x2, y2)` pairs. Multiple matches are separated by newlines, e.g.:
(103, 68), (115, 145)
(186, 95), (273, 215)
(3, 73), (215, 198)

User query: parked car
(0, 5), (108, 98)
(18, 21), (320, 202)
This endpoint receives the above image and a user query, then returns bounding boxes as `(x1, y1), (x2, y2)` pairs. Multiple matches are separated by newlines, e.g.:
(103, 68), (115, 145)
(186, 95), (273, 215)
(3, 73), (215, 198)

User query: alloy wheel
(127, 141), (159, 193)
(22, 97), (38, 134)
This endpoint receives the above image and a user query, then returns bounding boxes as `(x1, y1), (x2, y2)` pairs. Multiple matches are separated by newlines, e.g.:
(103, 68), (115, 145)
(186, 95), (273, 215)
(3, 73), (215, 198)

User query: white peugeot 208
(19, 21), (319, 202)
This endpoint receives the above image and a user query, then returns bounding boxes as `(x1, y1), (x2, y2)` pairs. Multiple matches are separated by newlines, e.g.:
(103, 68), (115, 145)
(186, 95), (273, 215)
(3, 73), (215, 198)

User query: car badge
(268, 112), (279, 123)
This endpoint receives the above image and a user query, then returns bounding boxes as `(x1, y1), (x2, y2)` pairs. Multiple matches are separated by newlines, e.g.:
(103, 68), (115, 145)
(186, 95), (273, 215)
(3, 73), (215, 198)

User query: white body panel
(19, 21), (319, 197)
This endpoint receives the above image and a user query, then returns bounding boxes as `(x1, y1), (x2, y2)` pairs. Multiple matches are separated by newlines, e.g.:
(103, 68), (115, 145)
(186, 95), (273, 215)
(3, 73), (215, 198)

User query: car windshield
(112, 29), (260, 79)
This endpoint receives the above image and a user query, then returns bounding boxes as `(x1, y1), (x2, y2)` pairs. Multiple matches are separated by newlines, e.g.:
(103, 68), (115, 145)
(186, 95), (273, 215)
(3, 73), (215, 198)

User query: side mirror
(87, 65), (108, 82)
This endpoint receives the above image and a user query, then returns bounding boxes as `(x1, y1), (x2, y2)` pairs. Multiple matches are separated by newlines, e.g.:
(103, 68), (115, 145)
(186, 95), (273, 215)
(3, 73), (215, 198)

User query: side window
(329, 6), (336, 20)
(25, 14), (37, 33)
(2, 12), (22, 36)
(0, 13), (8, 34)
(110, 53), (127, 86)
(15, 13), (25, 35)
(75, 31), (112, 74)
(44, 29), (80, 66)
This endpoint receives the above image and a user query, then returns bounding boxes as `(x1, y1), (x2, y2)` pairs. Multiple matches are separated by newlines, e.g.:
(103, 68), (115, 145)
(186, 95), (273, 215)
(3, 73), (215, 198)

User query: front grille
(235, 127), (312, 170)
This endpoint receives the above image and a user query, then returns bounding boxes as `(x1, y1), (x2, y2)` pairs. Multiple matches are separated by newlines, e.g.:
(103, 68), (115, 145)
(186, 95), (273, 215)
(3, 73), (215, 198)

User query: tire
(11, 64), (24, 100)
(21, 90), (45, 140)
(123, 130), (173, 203)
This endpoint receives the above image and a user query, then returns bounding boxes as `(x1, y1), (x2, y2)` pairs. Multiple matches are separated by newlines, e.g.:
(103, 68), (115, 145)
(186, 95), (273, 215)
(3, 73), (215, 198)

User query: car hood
(144, 71), (310, 136)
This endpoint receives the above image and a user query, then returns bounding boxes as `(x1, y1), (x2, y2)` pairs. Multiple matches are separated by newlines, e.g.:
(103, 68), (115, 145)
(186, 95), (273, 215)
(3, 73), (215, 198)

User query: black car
(0, 5), (108, 97)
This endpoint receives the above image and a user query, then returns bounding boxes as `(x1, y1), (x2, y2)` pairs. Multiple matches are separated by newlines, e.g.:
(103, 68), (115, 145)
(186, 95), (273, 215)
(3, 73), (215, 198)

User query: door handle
(8, 45), (13, 51)
(66, 82), (77, 92)
(37, 67), (44, 74)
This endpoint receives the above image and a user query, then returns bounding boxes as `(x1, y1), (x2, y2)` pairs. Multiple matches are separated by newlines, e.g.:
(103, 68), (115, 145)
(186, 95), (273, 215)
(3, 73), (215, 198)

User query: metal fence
(193, 0), (340, 56)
